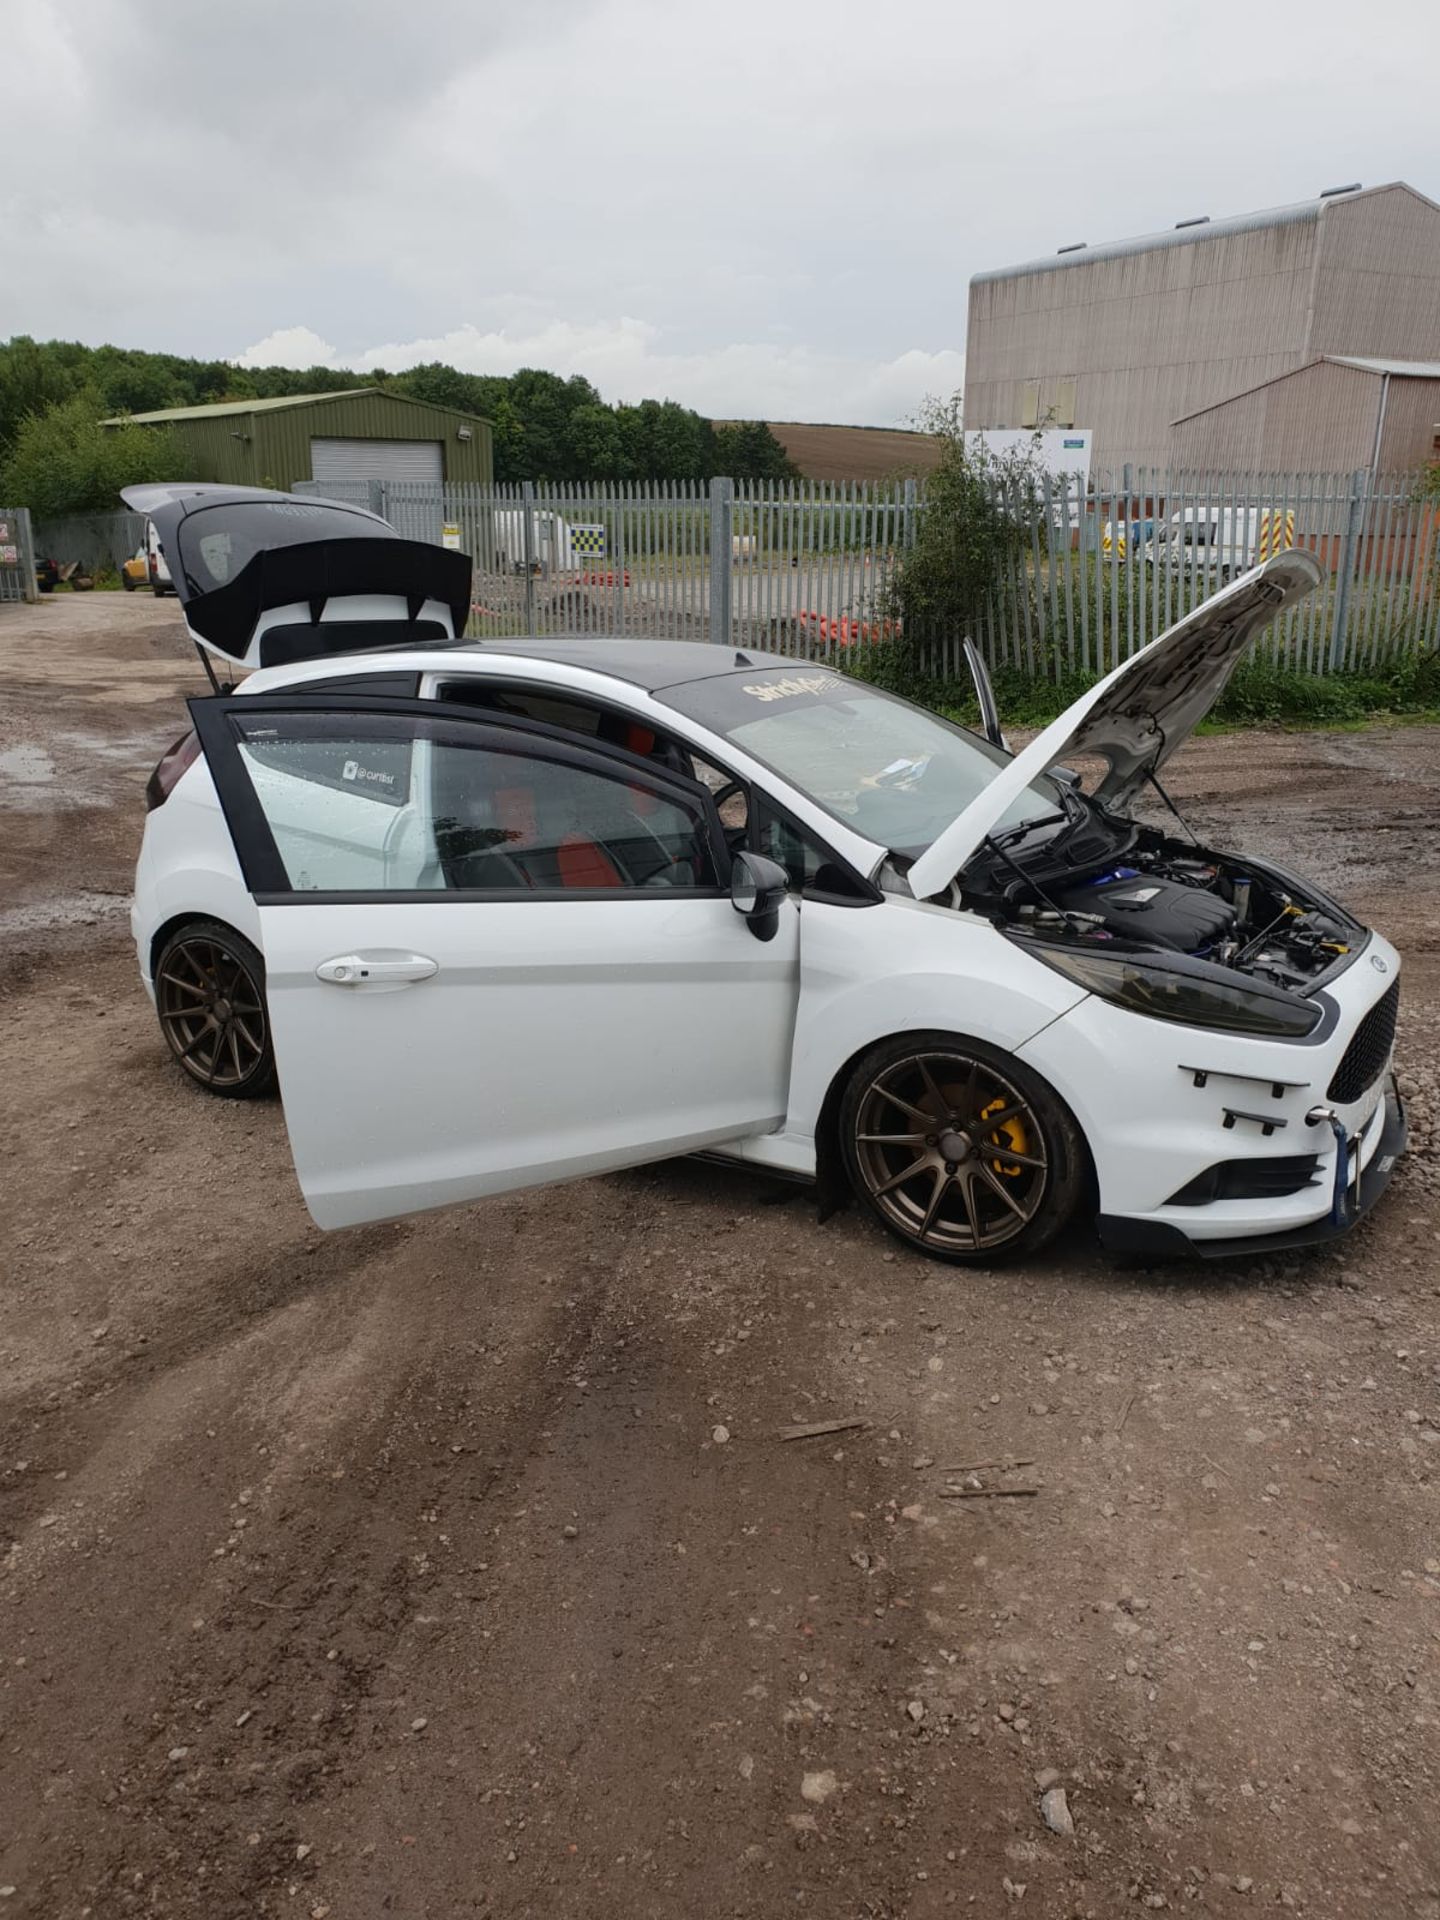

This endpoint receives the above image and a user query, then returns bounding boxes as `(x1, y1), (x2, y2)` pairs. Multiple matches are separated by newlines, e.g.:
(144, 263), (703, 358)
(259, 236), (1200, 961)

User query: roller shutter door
(310, 438), (443, 484)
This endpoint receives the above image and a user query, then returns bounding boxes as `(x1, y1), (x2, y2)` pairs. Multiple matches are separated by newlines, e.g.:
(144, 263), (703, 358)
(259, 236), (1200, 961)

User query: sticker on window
(342, 758), (400, 793)
(741, 673), (843, 704)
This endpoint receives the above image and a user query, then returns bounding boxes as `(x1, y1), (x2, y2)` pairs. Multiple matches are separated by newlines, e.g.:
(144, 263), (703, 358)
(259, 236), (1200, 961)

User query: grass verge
(846, 648), (1440, 734)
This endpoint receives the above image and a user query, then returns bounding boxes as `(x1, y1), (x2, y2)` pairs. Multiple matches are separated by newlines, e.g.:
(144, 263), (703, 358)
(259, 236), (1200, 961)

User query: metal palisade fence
(34, 469), (1439, 676)
(293, 476), (919, 655)
(1035, 466), (1440, 679)
(290, 469), (1439, 677)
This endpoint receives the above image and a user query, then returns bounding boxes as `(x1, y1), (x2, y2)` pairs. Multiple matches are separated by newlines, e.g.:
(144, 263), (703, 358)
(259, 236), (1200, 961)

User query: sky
(6, 0), (1439, 426)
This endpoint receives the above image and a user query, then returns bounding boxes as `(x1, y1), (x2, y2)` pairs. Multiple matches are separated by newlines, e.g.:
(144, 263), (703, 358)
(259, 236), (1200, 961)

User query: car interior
(433, 676), (867, 898)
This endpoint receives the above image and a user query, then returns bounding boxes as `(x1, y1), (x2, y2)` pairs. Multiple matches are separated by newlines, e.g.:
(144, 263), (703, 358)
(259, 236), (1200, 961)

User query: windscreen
(656, 668), (1062, 855)
(175, 500), (394, 596)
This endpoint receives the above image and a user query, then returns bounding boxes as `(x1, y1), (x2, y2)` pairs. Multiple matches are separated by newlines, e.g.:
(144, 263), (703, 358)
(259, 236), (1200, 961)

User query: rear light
(146, 729), (202, 810)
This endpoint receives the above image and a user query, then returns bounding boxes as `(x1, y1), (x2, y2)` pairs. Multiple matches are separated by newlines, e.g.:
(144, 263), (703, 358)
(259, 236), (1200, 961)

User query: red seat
(556, 833), (624, 889)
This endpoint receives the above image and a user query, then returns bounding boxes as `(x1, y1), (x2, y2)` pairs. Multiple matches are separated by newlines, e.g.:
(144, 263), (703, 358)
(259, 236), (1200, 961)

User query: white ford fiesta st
(126, 483), (1405, 1265)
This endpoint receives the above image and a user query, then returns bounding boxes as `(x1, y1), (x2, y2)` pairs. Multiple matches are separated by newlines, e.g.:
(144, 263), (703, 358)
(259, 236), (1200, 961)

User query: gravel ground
(1, 592), (1438, 1920)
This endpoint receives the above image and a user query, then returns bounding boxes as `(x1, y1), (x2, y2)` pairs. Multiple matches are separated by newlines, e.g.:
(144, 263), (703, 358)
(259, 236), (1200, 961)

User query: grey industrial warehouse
(102, 388), (495, 490)
(963, 181), (1440, 471)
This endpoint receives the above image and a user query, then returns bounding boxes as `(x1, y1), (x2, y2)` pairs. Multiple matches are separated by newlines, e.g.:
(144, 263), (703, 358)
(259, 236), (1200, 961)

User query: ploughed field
(1, 591), (1439, 1919)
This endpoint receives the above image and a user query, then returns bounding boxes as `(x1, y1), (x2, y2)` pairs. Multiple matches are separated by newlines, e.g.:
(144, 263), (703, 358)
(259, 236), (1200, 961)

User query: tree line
(0, 335), (798, 516)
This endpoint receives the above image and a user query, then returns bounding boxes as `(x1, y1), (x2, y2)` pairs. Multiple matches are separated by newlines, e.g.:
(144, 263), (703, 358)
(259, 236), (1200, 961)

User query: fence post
(708, 476), (733, 645)
(16, 506), (38, 602)
(520, 481), (537, 634)
(1329, 468), (1368, 671)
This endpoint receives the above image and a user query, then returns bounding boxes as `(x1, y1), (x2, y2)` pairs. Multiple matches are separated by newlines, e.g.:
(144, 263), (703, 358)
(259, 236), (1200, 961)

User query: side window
(689, 751), (749, 836)
(756, 801), (824, 891)
(755, 798), (871, 901)
(438, 679), (750, 830)
(235, 721), (415, 892)
(239, 727), (412, 807)
(446, 684), (606, 740)
(229, 711), (719, 896)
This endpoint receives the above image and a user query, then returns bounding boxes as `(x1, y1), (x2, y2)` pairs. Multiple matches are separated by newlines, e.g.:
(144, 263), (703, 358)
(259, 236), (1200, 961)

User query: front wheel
(154, 921), (276, 1099)
(839, 1034), (1086, 1264)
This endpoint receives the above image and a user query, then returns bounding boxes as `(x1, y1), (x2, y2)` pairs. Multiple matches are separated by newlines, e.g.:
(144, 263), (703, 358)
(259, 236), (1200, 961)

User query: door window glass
(230, 711), (718, 895)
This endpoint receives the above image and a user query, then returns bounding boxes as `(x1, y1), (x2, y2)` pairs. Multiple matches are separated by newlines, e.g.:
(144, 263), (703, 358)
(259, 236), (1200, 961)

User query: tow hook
(1306, 1104), (1355, 1225)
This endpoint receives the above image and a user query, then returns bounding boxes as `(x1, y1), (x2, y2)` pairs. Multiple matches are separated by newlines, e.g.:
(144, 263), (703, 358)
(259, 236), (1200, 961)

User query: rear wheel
(154, 921), (276, 1099)
(840, 1034), (1086, 1264)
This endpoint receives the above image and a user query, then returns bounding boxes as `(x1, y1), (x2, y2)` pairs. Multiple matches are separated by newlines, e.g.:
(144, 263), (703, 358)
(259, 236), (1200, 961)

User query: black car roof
(427, 637), (800, 692)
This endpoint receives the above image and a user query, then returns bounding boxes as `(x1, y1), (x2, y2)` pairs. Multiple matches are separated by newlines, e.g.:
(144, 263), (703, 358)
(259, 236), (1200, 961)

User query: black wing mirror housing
(730, 851), (790, 943)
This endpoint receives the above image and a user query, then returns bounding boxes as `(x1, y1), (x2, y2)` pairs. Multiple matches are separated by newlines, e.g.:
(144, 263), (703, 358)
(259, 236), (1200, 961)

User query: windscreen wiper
(987, 809), (1068, 851)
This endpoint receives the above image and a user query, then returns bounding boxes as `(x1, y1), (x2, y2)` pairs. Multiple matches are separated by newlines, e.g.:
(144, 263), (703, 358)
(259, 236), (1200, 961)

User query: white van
(492, 507), (579, 574)
(1145, 507), (1295, 579)
(145, 519), (176, 596)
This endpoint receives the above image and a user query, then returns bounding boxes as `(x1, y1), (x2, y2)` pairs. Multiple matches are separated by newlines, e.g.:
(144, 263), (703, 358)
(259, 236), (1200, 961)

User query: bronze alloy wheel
(848, 1045), (1060, 1257)
(155, 923), (275, 1099)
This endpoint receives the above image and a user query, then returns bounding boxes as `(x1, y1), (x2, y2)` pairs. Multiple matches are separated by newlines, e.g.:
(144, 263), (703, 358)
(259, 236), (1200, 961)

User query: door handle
(316, 952), (439, 988)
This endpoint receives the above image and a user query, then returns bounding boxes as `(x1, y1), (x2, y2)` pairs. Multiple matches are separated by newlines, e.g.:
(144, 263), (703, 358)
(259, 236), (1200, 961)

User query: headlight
(1031, 944), (1322, 1038)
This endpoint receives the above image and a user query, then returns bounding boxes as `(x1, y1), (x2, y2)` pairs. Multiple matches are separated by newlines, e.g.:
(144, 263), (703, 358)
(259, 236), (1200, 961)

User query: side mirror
(730, 851), (790, 943)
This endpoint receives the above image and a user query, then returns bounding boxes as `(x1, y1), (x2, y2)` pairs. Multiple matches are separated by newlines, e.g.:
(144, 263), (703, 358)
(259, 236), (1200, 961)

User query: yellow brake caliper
(979, 1096), (1029, 1177)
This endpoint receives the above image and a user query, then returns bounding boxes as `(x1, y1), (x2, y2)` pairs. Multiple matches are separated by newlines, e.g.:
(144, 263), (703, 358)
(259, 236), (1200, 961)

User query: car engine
(972, 828), (1361, 990)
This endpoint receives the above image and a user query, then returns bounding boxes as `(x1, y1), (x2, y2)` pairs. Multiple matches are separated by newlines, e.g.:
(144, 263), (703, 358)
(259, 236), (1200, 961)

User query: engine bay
(967, 824), (1362, 991)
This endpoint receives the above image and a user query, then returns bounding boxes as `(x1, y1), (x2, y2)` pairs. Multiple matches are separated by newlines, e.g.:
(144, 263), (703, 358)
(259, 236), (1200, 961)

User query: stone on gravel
(906, 1699), (925, 1722)
(1034, 1767), (1062, 1791)
(800, 1769), (837, 1803)
(410, 1716), (428, 1732)
(1040, 1786), (1074, 1836)
(167, 1747), (188, 1763)
(712, 1425), (730, 1445)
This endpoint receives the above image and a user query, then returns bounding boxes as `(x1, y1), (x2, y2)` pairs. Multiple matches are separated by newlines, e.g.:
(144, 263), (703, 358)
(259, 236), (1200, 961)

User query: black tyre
(839, 1033), (1086, 1264)
(122, 572), (137, 592)
(154, 920), (276, 1099)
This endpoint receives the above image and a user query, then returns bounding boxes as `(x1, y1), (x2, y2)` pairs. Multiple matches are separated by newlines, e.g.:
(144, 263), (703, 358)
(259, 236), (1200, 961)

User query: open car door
(190, 693), (801, 1228)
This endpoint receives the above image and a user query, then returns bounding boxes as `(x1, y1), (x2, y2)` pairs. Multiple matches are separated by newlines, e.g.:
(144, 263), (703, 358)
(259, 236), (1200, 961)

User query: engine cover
(1054, 870), (1236, 953)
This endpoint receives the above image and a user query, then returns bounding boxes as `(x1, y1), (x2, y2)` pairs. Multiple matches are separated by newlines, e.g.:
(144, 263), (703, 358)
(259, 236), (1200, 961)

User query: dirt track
(2, 593), (1439, 1919)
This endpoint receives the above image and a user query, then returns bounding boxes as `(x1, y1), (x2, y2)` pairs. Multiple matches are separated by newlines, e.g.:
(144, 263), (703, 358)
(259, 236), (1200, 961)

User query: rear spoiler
(184, 538), (474, 664)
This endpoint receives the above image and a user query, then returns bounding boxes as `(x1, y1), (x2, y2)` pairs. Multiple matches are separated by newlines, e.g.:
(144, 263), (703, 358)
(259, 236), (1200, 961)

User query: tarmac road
(2, 593), (1438, 1919)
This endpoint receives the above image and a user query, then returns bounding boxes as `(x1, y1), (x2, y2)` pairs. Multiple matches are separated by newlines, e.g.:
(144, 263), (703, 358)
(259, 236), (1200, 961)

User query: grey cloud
(3, 0), (1437, 423)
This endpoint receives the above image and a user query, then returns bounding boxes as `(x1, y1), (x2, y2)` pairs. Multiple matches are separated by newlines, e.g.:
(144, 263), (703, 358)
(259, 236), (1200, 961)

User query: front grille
(1328, 978), (1399, 1105)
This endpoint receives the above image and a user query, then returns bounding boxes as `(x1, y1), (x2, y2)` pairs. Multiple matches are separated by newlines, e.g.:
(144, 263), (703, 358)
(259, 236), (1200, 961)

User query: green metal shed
(103, 388), (493, 489)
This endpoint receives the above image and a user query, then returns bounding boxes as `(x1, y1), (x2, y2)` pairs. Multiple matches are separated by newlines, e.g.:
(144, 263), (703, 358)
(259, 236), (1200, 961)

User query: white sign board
(964, 428), (1092, 485)
(965, 429), (1092, 529)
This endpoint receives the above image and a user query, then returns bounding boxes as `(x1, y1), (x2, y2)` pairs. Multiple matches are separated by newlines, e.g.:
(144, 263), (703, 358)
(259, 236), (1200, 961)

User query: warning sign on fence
(569, 523), (607, 558)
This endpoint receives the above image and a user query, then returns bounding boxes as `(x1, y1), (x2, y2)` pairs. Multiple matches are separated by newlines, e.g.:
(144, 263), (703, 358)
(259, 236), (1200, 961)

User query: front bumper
(1097, 1077), (1406, 1259)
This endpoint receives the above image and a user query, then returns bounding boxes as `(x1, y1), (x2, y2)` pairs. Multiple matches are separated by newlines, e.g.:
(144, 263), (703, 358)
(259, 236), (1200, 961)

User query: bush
(0, 391), (183, 517)
(874, 397), (1043, 678)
